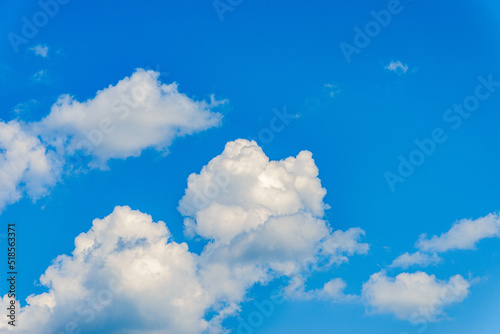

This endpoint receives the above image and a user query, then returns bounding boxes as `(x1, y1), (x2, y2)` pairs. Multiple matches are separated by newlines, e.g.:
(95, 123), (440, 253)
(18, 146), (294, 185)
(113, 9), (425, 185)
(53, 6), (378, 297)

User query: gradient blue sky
(1, 0), (500, 333)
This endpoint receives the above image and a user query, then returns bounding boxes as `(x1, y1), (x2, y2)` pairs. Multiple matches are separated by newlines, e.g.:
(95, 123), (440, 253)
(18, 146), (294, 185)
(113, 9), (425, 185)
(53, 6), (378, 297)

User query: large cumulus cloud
(179, 139), (368, 275)
(1, 140), (368, 333)
(1, 206), (223, 333)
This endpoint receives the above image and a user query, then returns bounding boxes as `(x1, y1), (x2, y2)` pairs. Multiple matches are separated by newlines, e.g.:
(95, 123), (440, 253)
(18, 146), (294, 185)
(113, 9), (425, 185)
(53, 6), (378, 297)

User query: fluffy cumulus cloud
(179, 139), (368, 306)
(0, 120), (60, 212)
(2, 140), (369, 333)
(36, 69), (224, 167)
(362, 271), (470, 323)
(179, 139), (368, 272)
(417, 213), (500, 252)
(374, 213), (497, 320)
(178, 139), (327, 242)
(179, 139), (326, 243)
(0, 206), (220, 334)
(0, 69), (224, 213)
(389, 252), (442, 269)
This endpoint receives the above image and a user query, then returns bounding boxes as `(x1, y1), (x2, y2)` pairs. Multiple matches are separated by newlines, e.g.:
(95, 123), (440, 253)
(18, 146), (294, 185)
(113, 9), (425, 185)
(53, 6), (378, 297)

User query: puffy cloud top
(178, 139), (327, 243)
(37, 69), (224, 167)
(362, 271), (470, 323)
(1, 206), (216, 334)
(1, 140), (369, 333)
(178, 139), (368, 275)
(0, 69), (225, 212)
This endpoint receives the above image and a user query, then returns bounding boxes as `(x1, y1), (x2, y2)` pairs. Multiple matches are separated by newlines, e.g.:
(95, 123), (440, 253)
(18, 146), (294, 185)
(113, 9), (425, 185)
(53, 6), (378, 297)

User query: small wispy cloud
(31, 70), (50, 84)
(30, 44), (49, 58)
(324, 83), (341, 97)
(385, 60), (408, 74)
(13, 99), (38, 120)
(389, 251), (442, 269)
(417, 213), (500, 252)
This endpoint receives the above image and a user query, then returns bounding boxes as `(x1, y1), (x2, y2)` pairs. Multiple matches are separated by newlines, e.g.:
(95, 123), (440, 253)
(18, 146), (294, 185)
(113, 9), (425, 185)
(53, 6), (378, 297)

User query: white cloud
(179, 139), (368, 272)
(316, 278), (355, 300)
(30, 44), (49, 57)
(284, 276), (357, 302)
(0, 69), (225, 214)
(13, 99), (38, 116)
(199, 211), (350, 295)
(417, 213), (500, 252)
(387, 213), (500, 270)
(1, 140), (369, 333)
(324, 83), (340, 97)
(31, 70), (49, 84)
(385, 60), (408, 74)
(389, 252), (442, 269)
(1, 206), (223, 333)
(319, 227), (370, 265)
(178, 139), (328, 243)
(283, 228), (368, 302)
(0, 120), (60, 212)
(362, 271), (470, 323)
(36, 69), (224, 168)
(180, 139), (368, 307)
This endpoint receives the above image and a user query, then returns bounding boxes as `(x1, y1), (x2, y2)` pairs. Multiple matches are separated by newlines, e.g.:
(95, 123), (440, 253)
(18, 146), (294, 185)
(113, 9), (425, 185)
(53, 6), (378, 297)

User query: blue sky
(1, 0), (500, 333)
